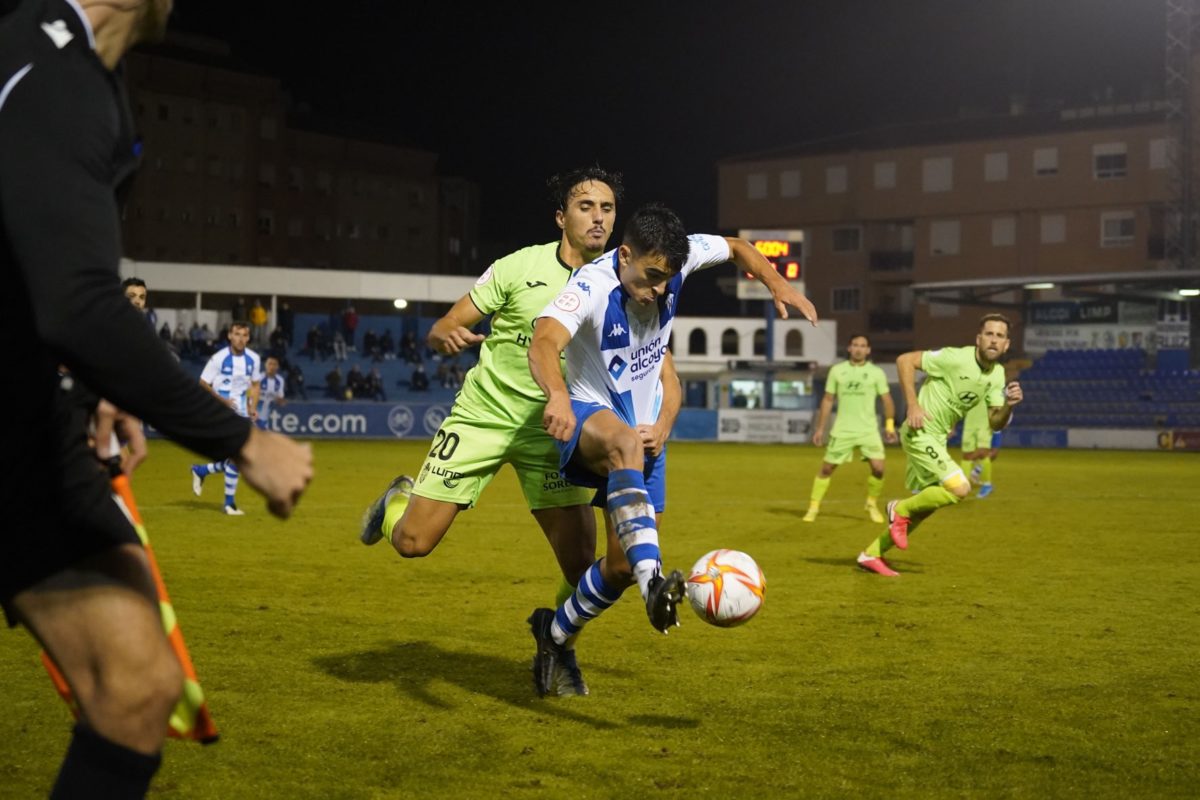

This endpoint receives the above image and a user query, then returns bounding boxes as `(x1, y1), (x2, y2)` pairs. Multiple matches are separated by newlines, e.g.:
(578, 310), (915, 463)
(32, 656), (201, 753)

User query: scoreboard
(736, 228), (804, 300)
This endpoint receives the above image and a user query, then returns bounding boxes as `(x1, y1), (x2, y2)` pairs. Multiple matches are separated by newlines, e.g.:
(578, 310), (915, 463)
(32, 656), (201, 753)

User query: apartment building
(718, 104), (1175, 356)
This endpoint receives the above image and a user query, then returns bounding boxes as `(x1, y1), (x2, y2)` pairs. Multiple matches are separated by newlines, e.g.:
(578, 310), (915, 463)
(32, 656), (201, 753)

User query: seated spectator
(347, 363), (367, 399)
(325, 365), (344, 400)
(400, 331), (419, 364)
(447, 361), (463, 389)
(366, 366), (387, 401)
(173, 322), (189, 358)
(410, 362), (430, 391)
(363, 330), (381, 362)
(159, 321), (171, 342)
(436, 361), (450, 388)
(332, 330), (347, 362)
(380, 329), (395, 360)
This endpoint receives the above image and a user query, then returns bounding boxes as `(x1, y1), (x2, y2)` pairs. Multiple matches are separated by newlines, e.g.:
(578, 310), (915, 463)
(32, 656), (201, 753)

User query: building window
(1093, 143), (1127, 179)
(873, 161), (896, 189)
(207, 158), (223, 179)
(779, 169), (801, 198)
(449, 236), (461, 255)
(315, 218), (332, 240)
(1100, 211), (1135, 247)
(231, 162), (244, 183)
(409, 187), (426, 208)
(922, 157), (953, 192)
(1034, 147), (1058, 176)
(315, 171), (332, 195)
(825, 165), (848, 194)
(832, 226), (861, 252)
(182, 155), (197, 174)
(753, 328), (767, 356)
(260, 116), (277, 140)
(1040, 214), (1066, 244)
(156, 103), (169, 122)
(258, 164), (276, 188)
(984, 152), (1008, 182)
(287, 218), (303, 238)
(991, 216), (1016, 247)
(377, 225), (390, 240)
(1149, 138), (1171, 170)
(720, 328), (739, 356)
(288, 167), (304, 191)
(688, 328), (707, 356)
(746, 172), (768, 200)
(228, 211), (241, 228)
(256, 210), (274, 236)
(930, 220), (961, 255)
(831, 286), (861, 312)
(784, 329), (804, 356)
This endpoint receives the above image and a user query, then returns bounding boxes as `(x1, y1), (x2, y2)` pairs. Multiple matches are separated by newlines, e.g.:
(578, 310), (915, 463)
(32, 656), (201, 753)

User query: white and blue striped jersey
(540, 234), (730, 427)
(258, 373), (286, 419)
(200, 346), (262, 417)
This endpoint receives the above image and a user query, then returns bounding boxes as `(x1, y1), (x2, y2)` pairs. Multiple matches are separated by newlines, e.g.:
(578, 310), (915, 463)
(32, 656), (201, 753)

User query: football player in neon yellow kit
(959, 400), (995, 497)
(359, 168), (682, 695)
(804, 333), (898, 524)
(857, 314), (1023, 576)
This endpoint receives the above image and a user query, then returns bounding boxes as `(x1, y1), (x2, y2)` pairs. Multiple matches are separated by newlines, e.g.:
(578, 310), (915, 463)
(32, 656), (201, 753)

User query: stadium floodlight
(1179, 288), (1200, 297)
(1023, 282), (1054, 290)
(393, 298), (409, 309)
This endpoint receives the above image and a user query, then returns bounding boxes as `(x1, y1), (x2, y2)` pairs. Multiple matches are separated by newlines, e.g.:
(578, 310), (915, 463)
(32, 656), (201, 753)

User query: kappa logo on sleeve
(553, 292), (582, 312)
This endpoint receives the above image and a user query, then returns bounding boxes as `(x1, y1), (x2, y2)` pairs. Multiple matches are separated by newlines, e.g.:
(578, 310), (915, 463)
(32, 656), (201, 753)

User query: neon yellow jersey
(961, 396), (992, 438)
(916, 346), (1006, 438)
(455, 242), (576, 427)
(826, 360), (889, 437)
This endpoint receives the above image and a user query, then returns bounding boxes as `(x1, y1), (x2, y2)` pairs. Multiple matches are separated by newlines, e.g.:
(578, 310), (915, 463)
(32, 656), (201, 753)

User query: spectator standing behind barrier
(278, 301), (294, 346)
(288, 362), (308, 400)
(380, 329), (395, 360)
(332, 330), (347, 361)
(342, 304), (359, 350)
(326, 365), (344, 399)
(249, 299), (268, 348)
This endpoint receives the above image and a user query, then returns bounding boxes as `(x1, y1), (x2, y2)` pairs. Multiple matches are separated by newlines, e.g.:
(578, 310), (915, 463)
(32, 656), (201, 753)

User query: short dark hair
(121, 277), (146, 290)
(847, 333), (871, 346)
(230, 321), (250, 331)
(547, 166), (624, 210)
(623, 203), (690, 273)
(978, 313), (1012, 333)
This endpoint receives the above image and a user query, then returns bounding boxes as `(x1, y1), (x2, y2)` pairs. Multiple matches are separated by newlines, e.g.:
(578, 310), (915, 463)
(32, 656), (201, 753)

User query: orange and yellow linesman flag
(41, 473), (219, 744)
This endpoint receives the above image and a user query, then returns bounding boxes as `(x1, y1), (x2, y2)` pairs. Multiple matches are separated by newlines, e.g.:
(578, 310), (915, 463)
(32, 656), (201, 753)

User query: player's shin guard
(223, 461), (239, 506)
(551, 560), (625, 645)
(606, 468), (659, 600)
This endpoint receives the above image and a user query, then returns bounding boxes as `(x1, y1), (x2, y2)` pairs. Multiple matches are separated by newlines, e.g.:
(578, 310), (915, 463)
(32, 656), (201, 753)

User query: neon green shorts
(823, 430), (885, 465)
(961, 424), (993, 453)
(412, 408), (592, 510)
(901, 423), (963, 492)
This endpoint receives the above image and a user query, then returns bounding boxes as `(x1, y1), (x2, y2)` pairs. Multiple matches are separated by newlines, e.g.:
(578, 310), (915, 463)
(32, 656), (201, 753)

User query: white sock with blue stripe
(223, 461), (239, 506)
(606, 468), (660, 601)
(550, 559), (626, 645)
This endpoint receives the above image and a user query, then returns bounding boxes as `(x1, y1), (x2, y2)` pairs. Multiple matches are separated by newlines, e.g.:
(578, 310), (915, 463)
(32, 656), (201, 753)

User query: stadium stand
(1013, 348), (1200, 429)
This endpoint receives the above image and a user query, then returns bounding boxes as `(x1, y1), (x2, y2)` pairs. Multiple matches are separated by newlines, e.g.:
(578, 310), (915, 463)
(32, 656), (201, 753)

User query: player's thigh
(576, 409), (641, 474)
(961, 426), (989, 453)
(410, 412), (507, 510)
(510, 425), (594, 512)
(855, 432), (886, 462)
(821, 435), (858, 466)
(901, 427), (960, 492)
(12, 544), (175, 700)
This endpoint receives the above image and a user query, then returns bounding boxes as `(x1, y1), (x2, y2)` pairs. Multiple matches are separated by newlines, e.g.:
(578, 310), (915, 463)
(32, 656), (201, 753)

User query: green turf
(1, 441), (1197, 798)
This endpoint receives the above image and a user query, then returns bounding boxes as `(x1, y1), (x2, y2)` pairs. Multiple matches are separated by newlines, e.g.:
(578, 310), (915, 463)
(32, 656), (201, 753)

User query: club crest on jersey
(607, 355), (628, 380)
(553, 292), (581, 312)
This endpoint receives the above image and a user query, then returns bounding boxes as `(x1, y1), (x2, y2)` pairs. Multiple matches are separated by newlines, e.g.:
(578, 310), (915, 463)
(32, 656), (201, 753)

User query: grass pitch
(1, 440), (1197, 798)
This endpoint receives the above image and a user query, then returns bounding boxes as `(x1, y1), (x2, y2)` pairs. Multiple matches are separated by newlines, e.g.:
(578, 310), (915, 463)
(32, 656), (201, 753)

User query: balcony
(869, 250), (914, 271)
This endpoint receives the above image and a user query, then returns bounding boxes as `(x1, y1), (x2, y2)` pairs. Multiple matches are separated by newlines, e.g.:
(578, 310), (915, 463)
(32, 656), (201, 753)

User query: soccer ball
(685, 549), (766, 627)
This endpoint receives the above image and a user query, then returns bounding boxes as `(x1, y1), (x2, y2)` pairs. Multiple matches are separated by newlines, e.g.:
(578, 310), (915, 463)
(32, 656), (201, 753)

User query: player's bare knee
(818, 464), (837, 478)
(948, 481), (971, 500)
(392, 526), (435, 558)
(605, 428), (643, 471)
(91, 643), (182, 724)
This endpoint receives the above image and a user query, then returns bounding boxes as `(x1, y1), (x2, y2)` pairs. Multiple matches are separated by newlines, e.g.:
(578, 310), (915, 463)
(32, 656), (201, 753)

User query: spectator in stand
(158, 322), (171, 343)
(325, 365), (344, 400)
(249, 299), (268, 348)
(332, 330), (347, 362)
(363, 329), (381, 362)
(342, 304), (359, 351)
(410, 362), (430, 391)
(233, 296), (247, 324)
(198, 324), (215, 356)
(435, 361), (450, 388)
(400, 331), (419, 364)
(278, 301), (294, 347)
(447, 361), (464, 389)
(268, 326), (288, 362)
(173, 323), (189, 358)
(347, 364), (367, 399)
(305, 325), (323, 361)
(366, 367), (387, 401)
(380, 329), (395, 360)
(287, 362), (308, 400)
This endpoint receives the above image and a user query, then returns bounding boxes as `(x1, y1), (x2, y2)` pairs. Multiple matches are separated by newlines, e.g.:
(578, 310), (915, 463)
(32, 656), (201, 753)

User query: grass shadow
(313, 640), (622, 729)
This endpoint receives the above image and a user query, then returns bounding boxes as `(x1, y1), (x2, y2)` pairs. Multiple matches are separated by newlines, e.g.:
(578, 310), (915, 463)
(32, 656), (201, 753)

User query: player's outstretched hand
(430, 326), (486, 355)
(1004, 381), (1023, 407)
(771, 285), (819, 326)
(884, 429), (899, 445)
(236, 426), (314, 519)
(542, 394), (576, 444)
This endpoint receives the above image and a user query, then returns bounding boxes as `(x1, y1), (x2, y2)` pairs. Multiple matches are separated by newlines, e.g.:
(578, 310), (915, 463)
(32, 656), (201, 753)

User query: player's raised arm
(724, 237), (818, 325)
(529, 317), (575, 443)
(895, 350), (926, 429)
(988, 381), (1023, 431)
(428, 294), (487, 355)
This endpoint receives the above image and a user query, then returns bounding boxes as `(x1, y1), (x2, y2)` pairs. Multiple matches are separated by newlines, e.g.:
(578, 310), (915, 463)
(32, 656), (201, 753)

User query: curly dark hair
(546, 166), (625, 210)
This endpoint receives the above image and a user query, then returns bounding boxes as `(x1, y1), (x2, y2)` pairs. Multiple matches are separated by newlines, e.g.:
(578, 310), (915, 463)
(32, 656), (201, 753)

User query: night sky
(170, 0), (1165, 247)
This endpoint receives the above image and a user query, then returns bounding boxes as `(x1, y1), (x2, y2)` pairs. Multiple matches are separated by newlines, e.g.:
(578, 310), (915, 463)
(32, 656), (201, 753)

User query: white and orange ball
(685, 549), (766, 627)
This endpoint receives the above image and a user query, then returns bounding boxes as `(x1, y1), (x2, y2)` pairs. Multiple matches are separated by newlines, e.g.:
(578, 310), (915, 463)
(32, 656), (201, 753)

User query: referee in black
(0, 1), (313, 797)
